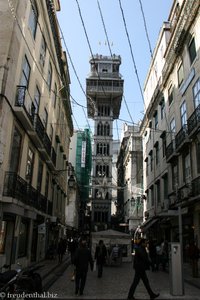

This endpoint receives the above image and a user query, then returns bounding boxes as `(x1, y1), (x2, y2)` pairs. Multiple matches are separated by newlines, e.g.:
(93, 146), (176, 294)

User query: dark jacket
(74, 246), (93, 273)
(95, 244), (107, 265)
(133, 245), (150, 271)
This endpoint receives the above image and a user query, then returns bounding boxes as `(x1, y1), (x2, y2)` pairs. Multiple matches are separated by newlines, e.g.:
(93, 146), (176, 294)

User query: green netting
(75, 129), (92, 203)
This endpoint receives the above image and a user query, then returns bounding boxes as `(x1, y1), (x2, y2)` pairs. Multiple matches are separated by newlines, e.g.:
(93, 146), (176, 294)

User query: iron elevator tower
(86, 54), (124, 230)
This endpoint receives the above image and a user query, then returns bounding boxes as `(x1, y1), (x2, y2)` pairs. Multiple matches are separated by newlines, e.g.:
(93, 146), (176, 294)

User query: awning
(141, 218), (159, 231)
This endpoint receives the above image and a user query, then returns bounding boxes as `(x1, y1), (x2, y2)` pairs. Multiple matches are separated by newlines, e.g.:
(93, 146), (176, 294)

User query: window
(18, 218), (29, 258)
(163, 174), (168, 199)
(170, 118), (176, 134)
(43, 108), (48, 129)
(150, 185), (154, 207)
(156, 180), (160, 203)
(160, 98), (165, 120)
(183, 151), (191, 184)
(20, 56), (31, 88)
(97, 143), (109, 155)
(154, 142), (159, 165)
(96, 165), (109, 177)
(37, 160), (43, 192)
(149, 150), (153, 171)
(168, 84), (174, 106)
(9, 127), (22, 172)
(177, 62), (184, 86)
(52, 83), (57, 108)
(25, 148), (34, 183)
(196, 141), (200, 174)
(49, 124), (53, 141)
(45, 172), (49, 198)
(154, 111), (158, 130)
(98, 105), (110, 117)
(39, 35), (46, 67)
(188, 37), (197, 65)
(193, 78), (200, 108)
(97, 122), (103, 135)
(180, 101), (187, 126)
(104, 122), (110, 136)
(172, 162), (178, 191)
(28, 1), (38, 38)
(17, 56), (31, 107)
(161, 133), (166, 157)
(47, 62), (52, 92)
(144, 157), (148, 176)
(34, 85), (40, 114)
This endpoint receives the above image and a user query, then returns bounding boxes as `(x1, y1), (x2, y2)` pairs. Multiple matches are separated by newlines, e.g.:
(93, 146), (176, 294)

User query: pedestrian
(111, 244), (119, 262)
(57, 238), (65, 263)
(161, 240), (168, 271)
(68, 238), (78, 264)
(74, 238), (93, 296)
(188, 240), (200, 278)
(95, 240), (107, 278)
(155, 241), (163, 271)
(127, 238), (159, 300)
(147, 239), (157, 272)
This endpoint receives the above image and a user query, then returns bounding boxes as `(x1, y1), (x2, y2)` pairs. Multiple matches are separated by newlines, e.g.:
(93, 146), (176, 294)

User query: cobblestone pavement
(48, 262), (200, 300)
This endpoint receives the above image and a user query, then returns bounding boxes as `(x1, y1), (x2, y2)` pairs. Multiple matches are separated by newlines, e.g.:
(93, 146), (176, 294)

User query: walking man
(127, 238), (159, 300)
(95, 240), (107, 278)
(74, 238), (93, 296)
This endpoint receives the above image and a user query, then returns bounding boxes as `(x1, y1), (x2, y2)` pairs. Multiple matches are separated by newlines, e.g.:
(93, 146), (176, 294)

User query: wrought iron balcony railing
(43, 132), (51, 156)
(3, 172), (48, 214)
(15, 86), (35, 123)
(192, 176), (200, 197)
(175, 124), (188, 149)
(51, 147), (57, 166)
(188, 104), (200, 136)
(33, 114), (45, 142)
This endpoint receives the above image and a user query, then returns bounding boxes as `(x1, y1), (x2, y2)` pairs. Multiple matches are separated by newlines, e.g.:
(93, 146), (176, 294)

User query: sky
(57, 0), (173, 140)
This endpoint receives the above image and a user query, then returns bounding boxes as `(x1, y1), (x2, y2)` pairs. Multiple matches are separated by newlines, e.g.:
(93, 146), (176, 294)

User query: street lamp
(68, 175), (76, 189)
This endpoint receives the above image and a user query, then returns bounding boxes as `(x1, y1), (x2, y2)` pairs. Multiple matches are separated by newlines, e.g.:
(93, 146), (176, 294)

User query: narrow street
(48, 261), (200, 300)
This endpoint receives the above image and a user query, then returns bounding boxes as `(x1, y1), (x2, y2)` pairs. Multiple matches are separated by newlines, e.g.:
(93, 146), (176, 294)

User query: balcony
(175, 124), (190, 151)
(187, 104), (200, 137)
(40, 132), (51, 159)
(46, 147), (57, 170)
(86, 79), (123, 97)
(166, 140), (178, 163)
(192, 176), (200, 198)
(28, 114), (45, 149)
(14, 86), (35, 131)
(3, 172), (48, 214)
(177, 183), (193, 203)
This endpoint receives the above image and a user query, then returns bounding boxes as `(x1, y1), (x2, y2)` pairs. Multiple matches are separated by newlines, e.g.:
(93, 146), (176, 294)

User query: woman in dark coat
(95, 240), (107, 278)
(127, 239), (159, 300)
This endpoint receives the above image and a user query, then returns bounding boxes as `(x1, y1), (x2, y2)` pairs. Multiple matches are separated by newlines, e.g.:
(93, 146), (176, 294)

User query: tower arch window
(96, 143), (109, 155)
(97, 105), (110, 117)
(96, 164), (109, 177)
(104, 122), (110, 136)
(97, 122), (103, 135)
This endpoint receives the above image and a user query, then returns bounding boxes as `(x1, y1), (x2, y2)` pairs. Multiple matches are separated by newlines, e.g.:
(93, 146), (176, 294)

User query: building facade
(116, 124), (143, 232)
(141, 0), (200, 251)
(0, 0), (73, 267)
(86, 54), (124, 231)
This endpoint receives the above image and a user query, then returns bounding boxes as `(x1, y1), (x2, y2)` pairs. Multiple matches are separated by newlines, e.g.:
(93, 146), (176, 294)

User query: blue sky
(57, 0), (173, 139)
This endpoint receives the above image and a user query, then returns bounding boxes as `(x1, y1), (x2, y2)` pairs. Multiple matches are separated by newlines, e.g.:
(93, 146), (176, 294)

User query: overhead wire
(75, 0), (122, 189)
(118, 0), (145, 106)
